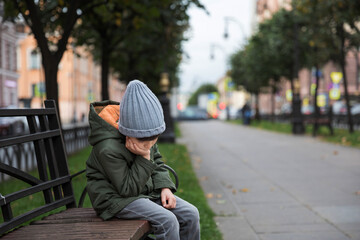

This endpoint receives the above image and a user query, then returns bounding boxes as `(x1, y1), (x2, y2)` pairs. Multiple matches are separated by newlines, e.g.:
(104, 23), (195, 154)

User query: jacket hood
(88, 100), (125, 146)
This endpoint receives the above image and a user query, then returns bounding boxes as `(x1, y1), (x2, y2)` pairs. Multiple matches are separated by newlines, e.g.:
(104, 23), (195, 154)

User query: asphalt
(178, 120), (360, 240)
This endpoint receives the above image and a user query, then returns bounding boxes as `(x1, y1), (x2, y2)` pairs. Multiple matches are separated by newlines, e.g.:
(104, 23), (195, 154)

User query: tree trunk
(43, 56), (61, 119)
(355, 49), (359, 92)
(271, 83), (275, 122)
(339, 27), (354, 133)
(255, 93), (260, 121)
(313, 64), (320, 136)
(101, 41), (110, 101)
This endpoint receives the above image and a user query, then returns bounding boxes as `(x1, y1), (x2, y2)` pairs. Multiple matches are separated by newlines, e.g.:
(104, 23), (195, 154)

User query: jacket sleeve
(97, 145), (157, 197)
(151, 144), (177, 192)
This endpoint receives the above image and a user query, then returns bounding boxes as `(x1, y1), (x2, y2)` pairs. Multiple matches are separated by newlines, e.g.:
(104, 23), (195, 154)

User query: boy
(86, 80), (200, 240)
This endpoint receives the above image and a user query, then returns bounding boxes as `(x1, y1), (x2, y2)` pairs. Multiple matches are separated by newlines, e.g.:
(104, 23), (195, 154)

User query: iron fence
(0, 124), (90, 182)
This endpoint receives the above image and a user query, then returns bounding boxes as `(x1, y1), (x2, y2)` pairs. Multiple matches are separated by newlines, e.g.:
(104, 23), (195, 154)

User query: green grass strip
(230, 119), (360, 148)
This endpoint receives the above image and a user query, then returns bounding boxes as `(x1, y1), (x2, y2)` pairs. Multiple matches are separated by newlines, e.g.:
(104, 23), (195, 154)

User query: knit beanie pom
(118, 80), (166, 138)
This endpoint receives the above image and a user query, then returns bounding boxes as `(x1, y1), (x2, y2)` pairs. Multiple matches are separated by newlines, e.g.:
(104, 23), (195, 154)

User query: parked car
(280, 103), (292, 114)
(0, 117), (26, 137)
(351, 103), (360, 115)
(0, 106), (27, 137)
(301, 105), (314, 115)
(177, 106), (209, 121)
(332, 101), (347, 115)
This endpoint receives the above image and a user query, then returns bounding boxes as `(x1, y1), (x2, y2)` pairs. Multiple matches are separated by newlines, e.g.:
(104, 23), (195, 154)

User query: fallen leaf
(178, 189), (184, 193)
(200, 176), (208, 181)
(341, 137), (347, 144)
(333, 150), (338, 155)
(216, 194), (223, 199)
(240, 188), (249, 193)
(193, 156), (202, 163)
(232, 189), (237, 195)
(227, 185), (233, 189)
(216, 200), (226, 204)
(355, 191), (360, 195)
(206, 193), (214, 199)
(29, 195), (33, 200)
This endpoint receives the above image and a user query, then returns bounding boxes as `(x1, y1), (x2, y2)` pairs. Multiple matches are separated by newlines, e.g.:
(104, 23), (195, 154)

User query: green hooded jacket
(86, 100), (176, 220)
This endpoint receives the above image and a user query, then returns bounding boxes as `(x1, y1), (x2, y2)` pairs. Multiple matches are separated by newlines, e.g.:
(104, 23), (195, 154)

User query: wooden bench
(0, 100), (178, 239)
(303, 108), (334, 137)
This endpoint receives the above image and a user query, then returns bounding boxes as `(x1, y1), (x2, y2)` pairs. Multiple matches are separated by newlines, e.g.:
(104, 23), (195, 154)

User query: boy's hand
(126, 137), (151, 160)
(161, 188), (176, 209)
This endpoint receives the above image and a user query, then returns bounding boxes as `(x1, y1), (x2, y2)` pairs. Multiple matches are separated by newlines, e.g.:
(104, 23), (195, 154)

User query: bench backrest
(0, 100), (76, 235)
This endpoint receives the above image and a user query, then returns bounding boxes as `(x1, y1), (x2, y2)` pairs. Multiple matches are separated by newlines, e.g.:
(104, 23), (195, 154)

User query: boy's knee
(189, 205), (200, 223)
(183, 204), (200, 225)
(163, 212), (180, 232)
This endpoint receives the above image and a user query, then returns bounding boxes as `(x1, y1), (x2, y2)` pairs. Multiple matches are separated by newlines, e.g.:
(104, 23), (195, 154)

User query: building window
(29, 50), (41, 69)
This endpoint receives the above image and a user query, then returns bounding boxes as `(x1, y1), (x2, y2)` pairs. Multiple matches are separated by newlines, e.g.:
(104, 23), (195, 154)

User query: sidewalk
(178, 120), (360, 240)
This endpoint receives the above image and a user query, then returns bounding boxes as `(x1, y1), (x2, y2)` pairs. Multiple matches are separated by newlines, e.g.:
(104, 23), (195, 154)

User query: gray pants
(116, 196), (200, 240)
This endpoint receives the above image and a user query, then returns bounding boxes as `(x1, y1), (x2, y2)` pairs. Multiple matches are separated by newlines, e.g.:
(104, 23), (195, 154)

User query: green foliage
(73, 0), (206, 95)
(188, 83), (218, 105)
(230, 8), (309, 95)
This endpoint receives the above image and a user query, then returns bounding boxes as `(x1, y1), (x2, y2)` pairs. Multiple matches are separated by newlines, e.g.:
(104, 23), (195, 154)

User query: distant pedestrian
(86, 80), (200, 240)
(241, 102), (251, 125)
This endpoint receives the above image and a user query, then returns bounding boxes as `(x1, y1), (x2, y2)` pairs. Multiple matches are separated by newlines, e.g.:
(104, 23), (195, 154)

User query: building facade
(17, 27), (126, 123)
(0, 4), (19, 108)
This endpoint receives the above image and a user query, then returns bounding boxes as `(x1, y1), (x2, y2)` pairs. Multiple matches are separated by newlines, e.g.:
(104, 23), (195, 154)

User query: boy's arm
(98, 146), (157, 197)
(151, 144), (177, 192)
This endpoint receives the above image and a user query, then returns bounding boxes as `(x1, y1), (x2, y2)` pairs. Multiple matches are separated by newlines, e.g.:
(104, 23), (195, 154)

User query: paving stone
(258, 231), (350, 240)
(214, 216), (259, 240)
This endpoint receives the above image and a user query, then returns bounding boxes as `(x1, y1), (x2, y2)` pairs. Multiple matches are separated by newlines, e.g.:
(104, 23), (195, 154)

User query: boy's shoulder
(93, 137), (126, 155)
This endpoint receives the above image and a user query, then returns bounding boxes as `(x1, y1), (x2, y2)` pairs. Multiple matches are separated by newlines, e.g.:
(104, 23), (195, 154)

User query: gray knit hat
(118, 80), (166, 138)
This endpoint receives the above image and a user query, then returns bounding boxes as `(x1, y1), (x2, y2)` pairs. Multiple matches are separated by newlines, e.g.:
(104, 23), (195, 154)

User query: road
(178, 120), (360, 240)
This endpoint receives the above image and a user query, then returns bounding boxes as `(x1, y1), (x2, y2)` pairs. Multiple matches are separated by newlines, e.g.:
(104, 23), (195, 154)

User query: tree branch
(23, 0), (51, 58)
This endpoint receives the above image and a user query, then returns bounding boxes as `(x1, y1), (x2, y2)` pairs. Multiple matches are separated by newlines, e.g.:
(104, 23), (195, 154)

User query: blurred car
(0, 117), (26, 137)
(0, 106), (27, 137)
(177, 106), (209, 121)
(280, 103), (292, 114)
(351, 103), (360, 115)
(332, 101), (347, 115)
(301, 105), (314, 115)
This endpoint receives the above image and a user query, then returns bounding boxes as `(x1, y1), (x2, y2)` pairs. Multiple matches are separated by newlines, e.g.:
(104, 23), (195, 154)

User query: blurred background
(0, 0), (359, 135)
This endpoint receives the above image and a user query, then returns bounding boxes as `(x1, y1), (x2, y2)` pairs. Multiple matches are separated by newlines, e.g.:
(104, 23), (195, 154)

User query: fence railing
(0, 123), (90, 182)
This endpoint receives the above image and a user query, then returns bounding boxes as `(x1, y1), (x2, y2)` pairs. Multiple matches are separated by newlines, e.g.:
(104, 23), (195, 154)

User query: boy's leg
(115, 198), (180, 240)
(154, 196), (200, 240)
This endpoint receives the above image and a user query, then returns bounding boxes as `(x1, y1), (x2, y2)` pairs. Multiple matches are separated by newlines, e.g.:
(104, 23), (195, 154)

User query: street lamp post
(158, 72), (175, 143)
(209, 43), (226, 61)
(291, 18), (305, 134)
(223, 16), (247, 45)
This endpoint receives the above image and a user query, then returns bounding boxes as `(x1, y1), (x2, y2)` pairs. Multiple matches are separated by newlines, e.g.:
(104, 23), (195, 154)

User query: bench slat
(1, 176), (71, 206)
(0, 130), (60, 148)
(0, 196), (74, 235)
(1, 208), (151, 240)
(0, 108), (56, 117)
